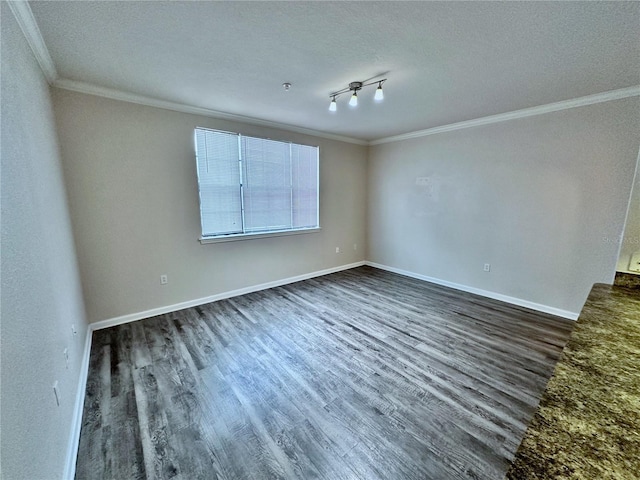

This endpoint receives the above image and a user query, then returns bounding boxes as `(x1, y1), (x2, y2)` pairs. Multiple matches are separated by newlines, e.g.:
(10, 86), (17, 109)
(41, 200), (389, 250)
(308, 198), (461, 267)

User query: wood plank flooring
(75, 266), (574, 480)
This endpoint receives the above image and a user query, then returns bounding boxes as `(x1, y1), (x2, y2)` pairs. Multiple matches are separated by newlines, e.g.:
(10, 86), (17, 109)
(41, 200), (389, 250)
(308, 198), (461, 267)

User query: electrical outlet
(160, 274), (168, 285)
(53, 381), (61, 406)
(63, 348), (69, 369)
(335, 247), (340, 254)
(483, 263), (491, 272)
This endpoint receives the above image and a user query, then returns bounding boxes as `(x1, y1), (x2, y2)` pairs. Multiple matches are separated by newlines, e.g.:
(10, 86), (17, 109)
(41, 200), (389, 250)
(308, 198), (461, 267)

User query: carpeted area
(507, 283), (640, 479)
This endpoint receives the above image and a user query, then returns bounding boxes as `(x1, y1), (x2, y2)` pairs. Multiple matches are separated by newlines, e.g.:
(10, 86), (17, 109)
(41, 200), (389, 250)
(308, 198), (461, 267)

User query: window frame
(194, 127), (320, 244)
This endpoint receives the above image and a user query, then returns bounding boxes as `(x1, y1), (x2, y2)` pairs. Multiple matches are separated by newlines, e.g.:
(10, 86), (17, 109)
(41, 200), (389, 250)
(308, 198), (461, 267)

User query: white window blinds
(291, 143), (320, 229)
(194, 128), (319, 239)
(195, 129), (242, 236)
(242, 136), (291, 233)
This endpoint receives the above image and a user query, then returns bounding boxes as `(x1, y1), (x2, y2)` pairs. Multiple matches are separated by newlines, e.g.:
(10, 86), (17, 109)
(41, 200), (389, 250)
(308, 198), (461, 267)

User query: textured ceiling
(29, 1), (640, 141)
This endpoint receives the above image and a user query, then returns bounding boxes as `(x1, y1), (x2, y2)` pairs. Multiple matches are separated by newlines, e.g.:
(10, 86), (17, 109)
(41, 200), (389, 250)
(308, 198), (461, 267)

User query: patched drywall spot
(409, 173), (459, 217)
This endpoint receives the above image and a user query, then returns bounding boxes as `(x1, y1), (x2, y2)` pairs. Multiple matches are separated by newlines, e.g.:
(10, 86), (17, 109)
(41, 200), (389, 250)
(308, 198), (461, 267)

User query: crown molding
(53, 78), (369, 146)
(51, 78), (640, 148)
(7, 0), (57, 84)
(53, 80), (639, 149)
(370, 85), (640, 146)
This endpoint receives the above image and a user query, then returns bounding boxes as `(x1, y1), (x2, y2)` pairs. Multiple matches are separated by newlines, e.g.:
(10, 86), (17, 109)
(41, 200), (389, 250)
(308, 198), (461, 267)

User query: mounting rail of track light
(329, 78), (387, 111)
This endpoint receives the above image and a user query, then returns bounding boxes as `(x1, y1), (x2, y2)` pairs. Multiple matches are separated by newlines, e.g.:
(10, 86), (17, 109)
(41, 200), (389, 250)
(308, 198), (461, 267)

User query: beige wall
(48, 88), (640, 322)
(0, 5), (88, 479)
(52, 89), (368, 323)
(368, 98), (640, 315)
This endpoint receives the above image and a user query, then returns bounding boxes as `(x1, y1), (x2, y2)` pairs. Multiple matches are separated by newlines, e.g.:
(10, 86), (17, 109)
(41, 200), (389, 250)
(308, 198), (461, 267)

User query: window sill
(199, 227), (321, 244)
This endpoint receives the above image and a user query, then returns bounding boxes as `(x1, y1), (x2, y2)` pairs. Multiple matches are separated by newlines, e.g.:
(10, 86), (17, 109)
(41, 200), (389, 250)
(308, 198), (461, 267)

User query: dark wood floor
(75, 266), (574, 480)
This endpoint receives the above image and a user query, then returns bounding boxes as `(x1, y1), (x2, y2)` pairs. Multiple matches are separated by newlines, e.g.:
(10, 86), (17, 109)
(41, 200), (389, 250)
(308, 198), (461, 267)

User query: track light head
(349, 91), (358, 107)
(374, 81), (384, 101)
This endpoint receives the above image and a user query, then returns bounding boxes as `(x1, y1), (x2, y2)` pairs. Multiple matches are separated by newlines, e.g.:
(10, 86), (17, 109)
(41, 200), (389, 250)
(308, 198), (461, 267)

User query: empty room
(2, 1), (639, 479)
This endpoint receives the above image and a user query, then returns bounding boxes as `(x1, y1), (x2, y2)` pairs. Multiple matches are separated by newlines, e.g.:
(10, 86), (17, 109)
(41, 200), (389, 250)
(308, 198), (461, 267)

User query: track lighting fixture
(328, 78), (386, 112)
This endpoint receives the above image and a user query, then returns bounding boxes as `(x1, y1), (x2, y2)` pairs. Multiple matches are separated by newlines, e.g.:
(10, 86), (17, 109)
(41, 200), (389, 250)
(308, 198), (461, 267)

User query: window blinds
(195, 129), (242, 236)
(242, 136), (291, 233)
(291, 143), (320, 229)
(194, 128), (319, 238)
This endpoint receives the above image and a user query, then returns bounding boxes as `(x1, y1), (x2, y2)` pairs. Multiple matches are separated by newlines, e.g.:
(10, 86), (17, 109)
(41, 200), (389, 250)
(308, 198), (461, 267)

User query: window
(194, 127), (319, 241)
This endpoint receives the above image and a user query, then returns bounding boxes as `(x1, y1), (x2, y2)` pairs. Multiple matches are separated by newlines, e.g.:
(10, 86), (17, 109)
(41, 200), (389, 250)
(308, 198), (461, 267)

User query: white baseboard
(63, 327), (93, 479)
(365, 261), (579, 320)
(91, 261), (367, 331)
